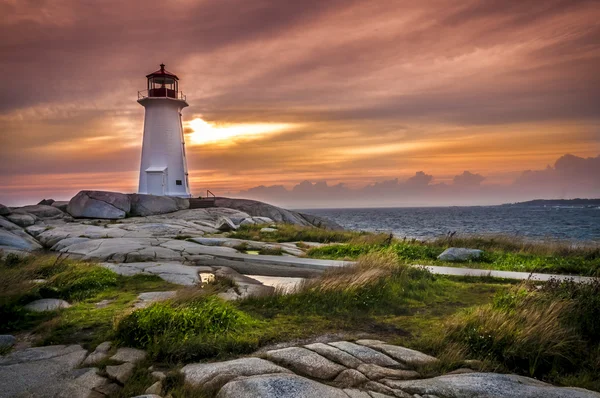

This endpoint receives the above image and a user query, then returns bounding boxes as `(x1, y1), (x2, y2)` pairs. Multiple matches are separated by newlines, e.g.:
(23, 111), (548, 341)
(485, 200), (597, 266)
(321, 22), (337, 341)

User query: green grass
(421, 278), (600, 391)
(113, 253), (508, 366)
(307, 234), (600, 276)
(228, 223), (386, 244)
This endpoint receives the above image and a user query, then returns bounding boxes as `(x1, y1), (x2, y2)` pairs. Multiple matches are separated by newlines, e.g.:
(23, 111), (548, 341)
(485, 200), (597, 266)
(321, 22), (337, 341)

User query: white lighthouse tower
(137, 64), (191, 197)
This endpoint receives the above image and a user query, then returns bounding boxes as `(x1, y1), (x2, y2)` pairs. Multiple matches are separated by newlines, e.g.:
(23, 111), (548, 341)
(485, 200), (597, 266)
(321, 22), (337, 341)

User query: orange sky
(1, 0), (599, 206)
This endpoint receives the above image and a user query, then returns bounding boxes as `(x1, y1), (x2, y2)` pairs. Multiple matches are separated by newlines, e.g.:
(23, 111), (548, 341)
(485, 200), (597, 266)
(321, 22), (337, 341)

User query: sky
(1, 0), (599, 207)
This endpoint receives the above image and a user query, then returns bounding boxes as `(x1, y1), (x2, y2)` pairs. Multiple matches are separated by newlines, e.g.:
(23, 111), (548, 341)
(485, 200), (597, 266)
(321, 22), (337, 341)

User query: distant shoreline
(501, 198), (600, 207)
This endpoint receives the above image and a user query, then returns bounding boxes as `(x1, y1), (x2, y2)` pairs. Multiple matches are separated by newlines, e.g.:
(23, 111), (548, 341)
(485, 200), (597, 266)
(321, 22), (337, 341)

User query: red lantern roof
(146, 63), (179, 80)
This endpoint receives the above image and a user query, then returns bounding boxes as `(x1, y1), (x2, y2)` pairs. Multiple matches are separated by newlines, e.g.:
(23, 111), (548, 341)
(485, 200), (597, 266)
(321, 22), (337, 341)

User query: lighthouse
(137, 64), (191, 197)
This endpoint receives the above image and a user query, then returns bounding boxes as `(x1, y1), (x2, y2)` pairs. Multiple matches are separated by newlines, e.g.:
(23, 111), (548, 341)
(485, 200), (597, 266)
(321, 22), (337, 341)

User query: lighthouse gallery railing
(138, 89), (186, 101)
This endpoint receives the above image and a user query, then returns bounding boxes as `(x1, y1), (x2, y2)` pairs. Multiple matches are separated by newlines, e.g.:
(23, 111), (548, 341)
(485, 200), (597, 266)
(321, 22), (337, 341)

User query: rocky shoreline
(1, 191), (599, 397)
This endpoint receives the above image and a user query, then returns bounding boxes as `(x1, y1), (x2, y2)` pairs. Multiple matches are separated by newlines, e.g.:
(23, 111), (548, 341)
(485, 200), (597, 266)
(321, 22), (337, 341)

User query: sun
(187, 118), (295, 145)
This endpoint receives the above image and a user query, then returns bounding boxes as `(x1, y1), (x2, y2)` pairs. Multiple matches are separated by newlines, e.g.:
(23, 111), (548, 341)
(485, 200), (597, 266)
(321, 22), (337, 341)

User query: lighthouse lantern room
(137, 64), (191, 197)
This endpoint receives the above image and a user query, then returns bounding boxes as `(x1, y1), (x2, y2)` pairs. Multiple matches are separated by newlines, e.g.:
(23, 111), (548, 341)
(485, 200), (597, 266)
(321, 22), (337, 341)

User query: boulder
(51, 201), (70, 212)
(110, 347), (147, 363)
(182, 357), (292, 388)
(260, 227), (277, 233)
(213, 197), (342, 229)
(24, 298), (71, 312)
(17, 205), (64, 219)
(382, 372), (600, 398)
(0, 334), (16, 349)
(217, 373), (349, 398)
(134, 291), (177, 309)
(129, 194), (183, 217)
(145, 381), (162, 395)
(106, 362), (135, 383)
(355, 340), (438, 367)
(265, 347), (347, 380)
(0, 204), (10, 216)
(38, 199), (55, 205)
(6, 212), (37, 227)
(67, 190), (131, 219)
(215, 216), (237, 231)
(0, 228), (43, 251)
(328, 341), (399, 367)
(437, 247), (483, 262)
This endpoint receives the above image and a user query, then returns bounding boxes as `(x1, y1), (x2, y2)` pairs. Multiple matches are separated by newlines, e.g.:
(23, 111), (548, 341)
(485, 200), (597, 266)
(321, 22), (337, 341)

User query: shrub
(440, 279), (600, 388)
(115, 296), (255, 348)
(241, 252), (436, 317)
(42, 266), (118, 301)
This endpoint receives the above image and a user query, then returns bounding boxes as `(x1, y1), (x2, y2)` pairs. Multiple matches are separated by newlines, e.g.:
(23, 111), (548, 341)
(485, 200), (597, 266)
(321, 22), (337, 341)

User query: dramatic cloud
(454, 171), (486, 186)
(232, 154), (600, 208)
(1, 0), (599, 206)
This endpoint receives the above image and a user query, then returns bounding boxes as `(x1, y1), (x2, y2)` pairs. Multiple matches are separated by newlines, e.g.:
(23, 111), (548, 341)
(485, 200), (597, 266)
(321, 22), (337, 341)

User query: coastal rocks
(305, 342), (365, 368)
(0, 344), (98, 398)
(5, 212), (37, 227)
(129, 194), (188, 217)
(182, 357), (292, 389)
(17, 204), (65, 219)
(382, 372), (600, 398)
(177, 340), (600, 398)
(217, 373), (350, 398)
(82, 341), (112, 366)
(0, 204), (10, 216)
(437, 247), (483, 262)
(24, 298), (71, 312)
(110, 347), (147, 364)
(213, 197), (342, 229)
(214, 267), (274, 300)
(0, 335), (16, 349)
(106, 362), (135, 383)
(216, 216), (237, 232)
(328, 341), (400, 367)
(356, 339), (439, 367)
(356, 364), (420, 381)
(67, 190), (131, 219)
(101, 262), (210, 286)
(134, 291), (177, 309)
(265, 347), (347, 380)
(0, 228), (42, 251)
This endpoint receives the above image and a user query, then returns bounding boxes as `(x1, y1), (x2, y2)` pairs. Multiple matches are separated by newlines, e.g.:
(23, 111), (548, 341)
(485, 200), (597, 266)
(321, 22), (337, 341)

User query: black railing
(138, 89), (186, 101)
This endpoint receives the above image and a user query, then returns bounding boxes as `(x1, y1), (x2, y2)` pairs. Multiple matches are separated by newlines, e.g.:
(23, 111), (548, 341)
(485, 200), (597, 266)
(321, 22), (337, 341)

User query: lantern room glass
(148, 77), (178, 98)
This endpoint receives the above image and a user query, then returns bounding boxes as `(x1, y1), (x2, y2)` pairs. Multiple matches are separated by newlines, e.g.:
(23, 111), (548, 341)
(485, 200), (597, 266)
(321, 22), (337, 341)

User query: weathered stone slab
(134, 291), (177, 308)
(382, 372), (600, 398)
(216, 373), (349, 398)
(437, 247), (483, 262)
(333, 368), (369, 387)
(24, 298), (71, 312)
(182, 357), (292, 387)
(106, 362), (135, 383)
(68, 190), (131, 219)
(265, 346), (346, 380)
(305, 342), (364, 368)
(17, 205), (65, 219)
(0, 228), (42, 251)
(110, 347), (147, 363)
(328, 341), (399, 367)
(0, 345), (90, 397)
(357, 364), (420, 380)
(356, 340), (438, 367)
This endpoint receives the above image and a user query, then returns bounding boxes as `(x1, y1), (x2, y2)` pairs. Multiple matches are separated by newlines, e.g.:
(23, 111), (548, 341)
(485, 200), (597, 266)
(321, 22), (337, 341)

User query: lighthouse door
(146, 170), (166, 196)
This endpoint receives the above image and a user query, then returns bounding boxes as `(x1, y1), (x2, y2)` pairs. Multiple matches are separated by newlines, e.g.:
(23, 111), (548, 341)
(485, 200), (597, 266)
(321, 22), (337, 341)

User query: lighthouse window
(176, 180), (183, 186)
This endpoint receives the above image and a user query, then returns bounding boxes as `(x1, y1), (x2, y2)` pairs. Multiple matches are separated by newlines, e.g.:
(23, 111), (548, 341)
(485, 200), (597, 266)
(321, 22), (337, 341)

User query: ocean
(301, 205), (600, 242)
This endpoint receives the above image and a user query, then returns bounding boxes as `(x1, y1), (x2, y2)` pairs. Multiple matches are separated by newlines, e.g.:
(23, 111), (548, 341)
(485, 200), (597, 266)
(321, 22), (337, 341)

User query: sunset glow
(187, 118), (295, 146)
(0, 1), (598, 206)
